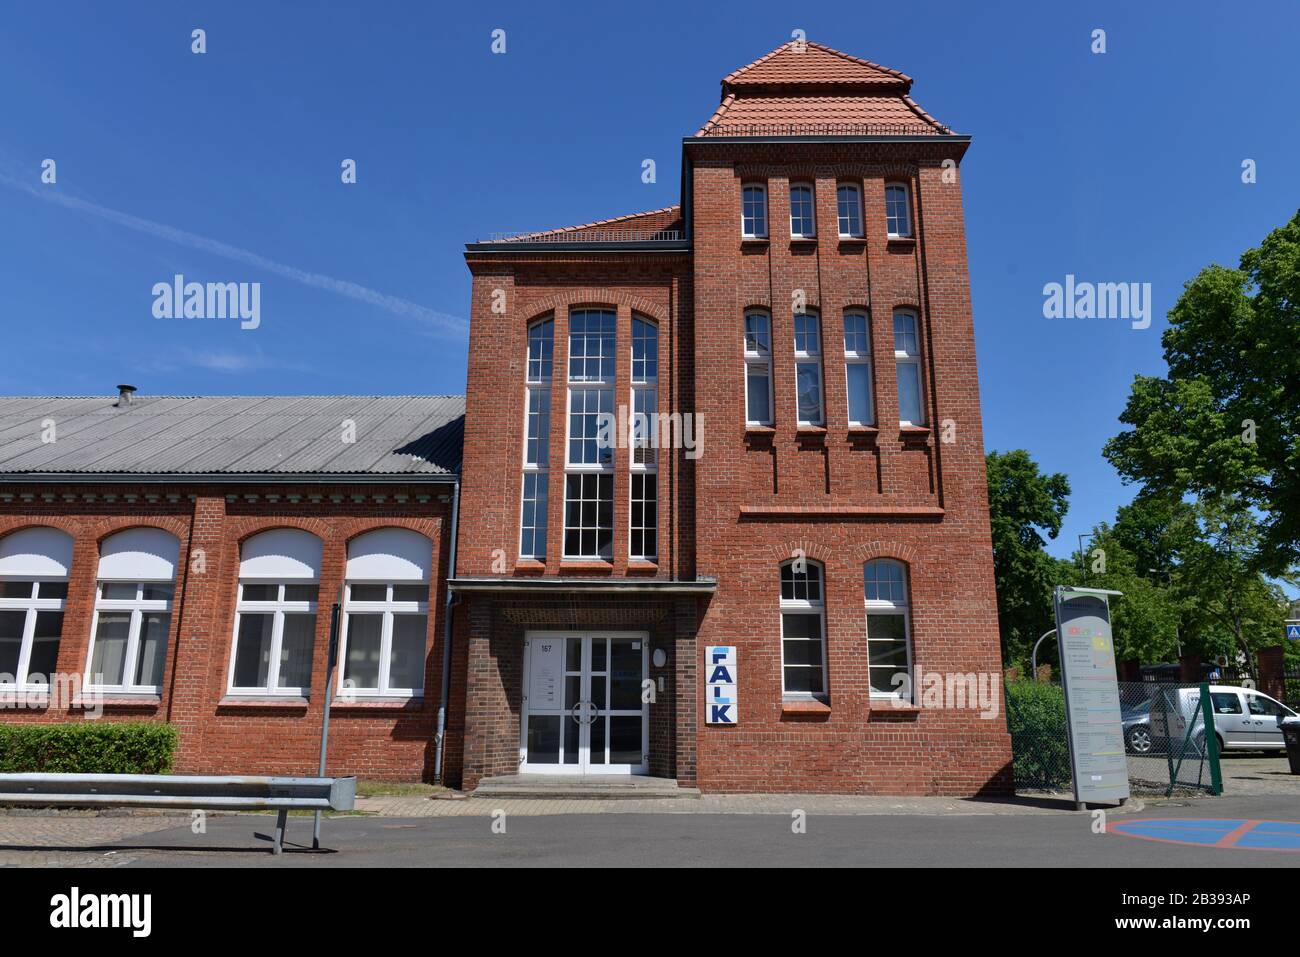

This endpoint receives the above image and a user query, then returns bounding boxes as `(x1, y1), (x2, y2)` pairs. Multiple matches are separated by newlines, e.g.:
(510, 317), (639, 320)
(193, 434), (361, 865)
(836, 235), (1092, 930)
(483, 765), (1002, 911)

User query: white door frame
(520, 630), (649, 775)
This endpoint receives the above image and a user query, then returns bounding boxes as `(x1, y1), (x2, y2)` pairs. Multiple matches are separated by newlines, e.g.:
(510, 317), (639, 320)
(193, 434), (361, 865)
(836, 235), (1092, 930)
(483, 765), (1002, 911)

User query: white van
(1151, 685), (1298, 753)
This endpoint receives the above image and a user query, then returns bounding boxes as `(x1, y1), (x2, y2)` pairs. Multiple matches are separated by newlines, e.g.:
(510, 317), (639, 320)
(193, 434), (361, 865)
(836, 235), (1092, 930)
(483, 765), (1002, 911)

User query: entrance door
(521, 632), (648, 774)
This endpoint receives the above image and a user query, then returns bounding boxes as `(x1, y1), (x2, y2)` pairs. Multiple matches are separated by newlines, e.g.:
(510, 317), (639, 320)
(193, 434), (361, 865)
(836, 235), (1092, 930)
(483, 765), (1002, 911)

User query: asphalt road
(26, 794), (1299, 867)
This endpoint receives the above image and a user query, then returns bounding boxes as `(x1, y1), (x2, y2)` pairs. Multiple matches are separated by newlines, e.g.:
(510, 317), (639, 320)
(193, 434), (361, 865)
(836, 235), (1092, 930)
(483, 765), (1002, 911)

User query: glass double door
(521, 632), (648, 774)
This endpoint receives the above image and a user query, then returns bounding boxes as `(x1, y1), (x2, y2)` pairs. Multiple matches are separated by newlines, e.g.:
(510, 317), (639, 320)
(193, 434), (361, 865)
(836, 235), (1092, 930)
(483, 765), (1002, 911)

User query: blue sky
(1, 0), (1297, 567)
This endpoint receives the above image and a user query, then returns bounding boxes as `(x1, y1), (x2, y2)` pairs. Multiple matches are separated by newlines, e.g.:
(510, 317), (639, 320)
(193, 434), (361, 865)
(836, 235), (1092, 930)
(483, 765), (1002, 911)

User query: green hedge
(0, 722), (178, 774)
(1004, 681), (1071, 791)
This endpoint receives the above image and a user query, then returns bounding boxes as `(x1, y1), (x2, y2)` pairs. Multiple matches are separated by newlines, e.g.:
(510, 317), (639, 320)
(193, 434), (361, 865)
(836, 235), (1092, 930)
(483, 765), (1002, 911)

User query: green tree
(1173, 497), (1292, 676)
(1104, 210), (1300, 574)
(986, 450), (1070, 668)
(1070, 523), (1182, 666)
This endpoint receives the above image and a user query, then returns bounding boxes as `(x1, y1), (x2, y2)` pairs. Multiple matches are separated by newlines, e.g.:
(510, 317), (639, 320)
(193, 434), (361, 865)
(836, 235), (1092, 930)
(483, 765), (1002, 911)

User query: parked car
(1130, 686), (1298, 755)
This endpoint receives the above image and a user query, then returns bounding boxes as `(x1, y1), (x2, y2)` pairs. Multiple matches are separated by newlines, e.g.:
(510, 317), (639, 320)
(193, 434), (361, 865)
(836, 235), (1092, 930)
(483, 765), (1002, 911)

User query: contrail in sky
(0, 171), (468, 338)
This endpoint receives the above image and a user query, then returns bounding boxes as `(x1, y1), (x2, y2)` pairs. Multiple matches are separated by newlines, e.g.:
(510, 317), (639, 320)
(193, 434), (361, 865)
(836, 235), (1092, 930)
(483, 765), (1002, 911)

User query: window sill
(847, 425), (879, 434)
(886, 236), (916, 248)
(74, 693), (161, 708)
(789, 236), (818, 244)
(781, 698), (831, 716)
(558, 561), (614, 574)
(837, 236), (868, 244)
(217, 696), (310, 709)
(0, 691), (50, 708)
(626, 560), (659, 575)
(795, 425), (827, 434)
(514, 559), (547, 575)
(900, 425), (931, 442)
(740, 236), (769, 246)
(330, 696), (425, 711)
(870, 697), (921, 714)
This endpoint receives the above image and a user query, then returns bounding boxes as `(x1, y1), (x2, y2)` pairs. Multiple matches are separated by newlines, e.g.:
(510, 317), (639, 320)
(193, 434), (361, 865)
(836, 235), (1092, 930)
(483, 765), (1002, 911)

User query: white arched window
(865, 559), (913, 698)
(893, 310), (925, 426)
(744, 310), (773, 426)
(229, 529), (322, 696)
(741, 183), (768, 239)
(629, 316), (658, 561)
(789, 183), (816, 238)
(885, 182), (912, 238)
(0, 527), (72, 689)
(520, 317), (553, 560)
(779, 559), (827, 699)
(340, 528), (432, 698)
(86, 528), (179, 693)
(837, 183), (863, 238)
(793, 311), (824, 426)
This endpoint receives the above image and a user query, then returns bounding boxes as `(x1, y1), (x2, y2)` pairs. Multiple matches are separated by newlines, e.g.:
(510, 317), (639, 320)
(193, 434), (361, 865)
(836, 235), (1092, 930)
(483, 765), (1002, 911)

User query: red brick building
(453, 41), (1010, 794)
(0, 41), (1010, 794)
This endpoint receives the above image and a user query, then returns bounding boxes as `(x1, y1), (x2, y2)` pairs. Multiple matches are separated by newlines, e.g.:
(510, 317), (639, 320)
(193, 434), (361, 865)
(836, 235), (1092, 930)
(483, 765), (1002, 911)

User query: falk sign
(1052, 586), (1131, 808)
(705, 646), (737, 724)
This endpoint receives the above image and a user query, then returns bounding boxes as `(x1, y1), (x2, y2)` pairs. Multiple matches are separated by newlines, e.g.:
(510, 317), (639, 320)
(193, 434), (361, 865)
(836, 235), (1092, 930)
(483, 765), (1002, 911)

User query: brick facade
(0, 484), (457, 782)
(0, 42), (1014, 795)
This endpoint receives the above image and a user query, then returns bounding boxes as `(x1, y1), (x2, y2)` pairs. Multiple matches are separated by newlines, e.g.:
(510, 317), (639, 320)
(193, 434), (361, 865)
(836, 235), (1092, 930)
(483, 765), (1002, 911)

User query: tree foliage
(1104, 210), (1300, 573)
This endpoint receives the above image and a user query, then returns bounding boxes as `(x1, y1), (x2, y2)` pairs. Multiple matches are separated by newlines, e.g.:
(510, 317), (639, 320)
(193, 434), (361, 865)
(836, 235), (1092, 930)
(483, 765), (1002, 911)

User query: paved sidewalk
(352, 792), (1147, 817)
(0, 811), (191, 868)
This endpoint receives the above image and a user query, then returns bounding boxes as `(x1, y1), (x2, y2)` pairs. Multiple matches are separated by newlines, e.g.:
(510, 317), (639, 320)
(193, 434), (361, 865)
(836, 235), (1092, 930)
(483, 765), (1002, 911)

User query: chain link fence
(1006, 680), (1221, 796)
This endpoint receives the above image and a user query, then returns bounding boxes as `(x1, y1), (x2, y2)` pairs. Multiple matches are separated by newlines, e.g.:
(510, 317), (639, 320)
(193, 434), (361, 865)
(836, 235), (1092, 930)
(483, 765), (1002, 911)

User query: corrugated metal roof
(0, 395), (464, 479)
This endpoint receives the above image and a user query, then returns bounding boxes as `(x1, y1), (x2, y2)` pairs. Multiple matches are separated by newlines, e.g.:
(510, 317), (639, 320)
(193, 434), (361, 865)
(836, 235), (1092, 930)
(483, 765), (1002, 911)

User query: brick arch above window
(762, 540), (838, 565)
(847, 542), (920, 566)
(522, 290), (668, 326)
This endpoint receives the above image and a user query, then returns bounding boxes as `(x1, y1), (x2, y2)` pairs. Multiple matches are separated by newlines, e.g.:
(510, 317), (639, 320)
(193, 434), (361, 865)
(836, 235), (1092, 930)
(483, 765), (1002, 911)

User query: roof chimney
(116, 384), (138, 406)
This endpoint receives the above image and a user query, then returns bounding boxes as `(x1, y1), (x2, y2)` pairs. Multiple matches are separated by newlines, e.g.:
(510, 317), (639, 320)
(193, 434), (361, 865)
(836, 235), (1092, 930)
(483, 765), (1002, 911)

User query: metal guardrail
(0, 773), (357, 854)
(484, 228), (683, 244)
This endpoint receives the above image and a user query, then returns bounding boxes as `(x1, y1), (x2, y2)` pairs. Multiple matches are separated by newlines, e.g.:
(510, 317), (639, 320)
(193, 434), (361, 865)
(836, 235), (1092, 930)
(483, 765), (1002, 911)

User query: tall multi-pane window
(789, 183), (816, 238)
(86, 528), (180, 694)
(228, 529), (321, 696)
(629, 317), (658, 561)
(0, 527), (72, 691)
(779, 560), (826, 698)
(843, 311), (874, 426)
(744, 310), (772, 426)
(565, 308), (615, 559)
(837, 184), (863, 237)
(864, 559), (913, 697)
(521, 318), (553, 559)
(339, 529), (432, 699)
(885, 182), (912, 238)
(741, 184), (768, 239)
(793, 311), (824, 426)
(893, 310), (925, 426)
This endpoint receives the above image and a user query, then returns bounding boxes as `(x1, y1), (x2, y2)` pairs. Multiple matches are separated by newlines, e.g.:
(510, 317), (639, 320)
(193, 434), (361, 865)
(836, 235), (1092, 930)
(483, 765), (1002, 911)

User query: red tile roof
(697, 40), (951, 137)
(479, 206), (682, 244)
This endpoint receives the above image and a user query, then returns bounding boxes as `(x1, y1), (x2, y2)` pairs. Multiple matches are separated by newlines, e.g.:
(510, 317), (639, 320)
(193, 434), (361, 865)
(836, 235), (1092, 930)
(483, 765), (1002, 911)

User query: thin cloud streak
(0, 172), (468, 338)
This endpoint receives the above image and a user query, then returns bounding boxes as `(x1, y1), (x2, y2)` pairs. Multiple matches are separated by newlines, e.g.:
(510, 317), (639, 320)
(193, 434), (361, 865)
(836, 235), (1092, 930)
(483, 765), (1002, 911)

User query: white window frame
(630, 317), (658, 561)
(893, 309), (926, 426)
(563, 472), (614, 560)
(779, 560), (828, 700)
(564, 309), (616, 560)
(864, 559), (914, 700)
(0, 578), (67, 692)
(338, 582), (429, 699)
(227, 580), (319, 697)
(521, 318), (554, 560)
(793, 311), (824, 426)
(789, 182), (816, 239)
(744, 310), (773, 426)
(741, 183), (768, 239)
(85, 581), (173, 694)
(837, 183), (863, 237)
(885, 182), (912, 238)
(843, 310), (875, 427)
